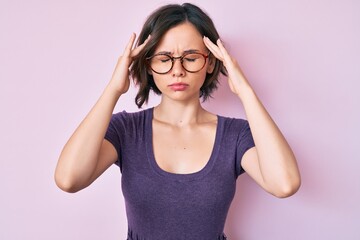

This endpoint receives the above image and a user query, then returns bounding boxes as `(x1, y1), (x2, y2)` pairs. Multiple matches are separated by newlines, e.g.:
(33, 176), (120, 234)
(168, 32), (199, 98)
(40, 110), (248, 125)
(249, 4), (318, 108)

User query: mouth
(168, 83), (189, 91)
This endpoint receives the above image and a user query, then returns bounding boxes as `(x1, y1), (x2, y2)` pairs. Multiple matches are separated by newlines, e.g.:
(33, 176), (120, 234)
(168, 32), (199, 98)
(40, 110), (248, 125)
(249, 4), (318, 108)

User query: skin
(150, 23), (218, 174)
(55, 22), (301, 198)
(203, 36), (301, 198)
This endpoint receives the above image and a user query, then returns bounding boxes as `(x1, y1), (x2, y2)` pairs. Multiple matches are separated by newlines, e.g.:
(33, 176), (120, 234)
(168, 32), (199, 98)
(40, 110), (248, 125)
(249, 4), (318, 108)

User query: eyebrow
(155, 49), (201, 55)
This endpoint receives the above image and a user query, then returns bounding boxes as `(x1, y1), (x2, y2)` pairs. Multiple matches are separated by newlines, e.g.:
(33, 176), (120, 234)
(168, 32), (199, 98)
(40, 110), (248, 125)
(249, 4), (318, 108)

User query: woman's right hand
(109, 33), (151, 95)
(55, 33), (150, 193)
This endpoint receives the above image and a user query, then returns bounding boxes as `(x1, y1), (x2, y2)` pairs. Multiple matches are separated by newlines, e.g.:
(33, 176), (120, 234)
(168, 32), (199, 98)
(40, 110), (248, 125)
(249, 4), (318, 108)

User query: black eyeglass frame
(146, 52), (210, 74)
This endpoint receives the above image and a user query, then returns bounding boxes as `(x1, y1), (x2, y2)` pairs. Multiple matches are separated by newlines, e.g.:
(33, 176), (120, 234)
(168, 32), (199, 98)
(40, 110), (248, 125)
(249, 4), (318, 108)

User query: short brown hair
(130, 3), (227, 108)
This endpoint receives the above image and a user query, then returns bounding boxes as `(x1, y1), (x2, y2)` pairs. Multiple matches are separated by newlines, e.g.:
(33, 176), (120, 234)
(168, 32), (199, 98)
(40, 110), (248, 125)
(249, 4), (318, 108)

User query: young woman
(55, 3), (301, 239)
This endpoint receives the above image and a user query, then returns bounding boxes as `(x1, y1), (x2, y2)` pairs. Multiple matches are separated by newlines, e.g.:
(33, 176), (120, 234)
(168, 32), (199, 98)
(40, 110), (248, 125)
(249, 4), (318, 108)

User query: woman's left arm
(204, 37), (301, 198)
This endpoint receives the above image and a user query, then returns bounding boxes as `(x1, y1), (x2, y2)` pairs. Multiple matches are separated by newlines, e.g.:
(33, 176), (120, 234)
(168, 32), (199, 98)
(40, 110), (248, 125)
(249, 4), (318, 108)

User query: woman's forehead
(155, 22), (206, 53)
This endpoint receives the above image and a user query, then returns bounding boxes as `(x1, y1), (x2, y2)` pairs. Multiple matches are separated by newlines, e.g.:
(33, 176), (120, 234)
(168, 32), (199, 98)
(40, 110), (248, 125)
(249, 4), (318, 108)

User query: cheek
(152, 75), (166, 89)
(199, 70), (209, 83)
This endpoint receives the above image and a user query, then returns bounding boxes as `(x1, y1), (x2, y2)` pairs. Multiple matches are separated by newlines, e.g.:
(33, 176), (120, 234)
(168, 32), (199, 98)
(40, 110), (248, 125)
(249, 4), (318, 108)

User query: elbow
(54, 170), (82, 193)
(272, 177), (301, 198)
(55, 181), (80, 194)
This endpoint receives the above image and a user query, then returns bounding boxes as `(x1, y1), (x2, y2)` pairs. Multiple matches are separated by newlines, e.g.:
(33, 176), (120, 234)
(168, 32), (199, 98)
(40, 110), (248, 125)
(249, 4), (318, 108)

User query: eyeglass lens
(149, 53), (207, 74)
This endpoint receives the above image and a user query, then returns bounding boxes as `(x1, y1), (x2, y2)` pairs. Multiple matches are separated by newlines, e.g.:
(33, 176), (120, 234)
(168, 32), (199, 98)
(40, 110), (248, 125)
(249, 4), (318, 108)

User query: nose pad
(171, 58), (185, 77)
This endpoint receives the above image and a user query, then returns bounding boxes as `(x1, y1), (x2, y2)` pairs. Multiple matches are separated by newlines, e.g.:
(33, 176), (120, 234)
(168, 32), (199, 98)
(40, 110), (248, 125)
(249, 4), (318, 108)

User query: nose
(171, 57), (185, 77)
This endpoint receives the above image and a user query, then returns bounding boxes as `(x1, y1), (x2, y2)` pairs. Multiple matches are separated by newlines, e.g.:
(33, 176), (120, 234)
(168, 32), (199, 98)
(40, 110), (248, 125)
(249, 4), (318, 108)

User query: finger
(203, 36), (224, 61)
(123, 33), (136, 56)
(216, 39), (232, 62)
(203, 36), (223, 60)
(131, 34), (151, 58)
(139, 34), (151, 48)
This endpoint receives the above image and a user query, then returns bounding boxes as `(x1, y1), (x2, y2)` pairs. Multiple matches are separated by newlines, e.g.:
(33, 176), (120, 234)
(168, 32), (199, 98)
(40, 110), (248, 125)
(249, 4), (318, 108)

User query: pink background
(1, 0), (359, 239)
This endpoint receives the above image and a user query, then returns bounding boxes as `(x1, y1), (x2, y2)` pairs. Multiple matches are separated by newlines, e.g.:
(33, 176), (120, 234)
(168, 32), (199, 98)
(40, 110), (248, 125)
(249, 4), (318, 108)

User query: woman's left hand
(203, 37), (252, 98)
(204, 37), (301, 198)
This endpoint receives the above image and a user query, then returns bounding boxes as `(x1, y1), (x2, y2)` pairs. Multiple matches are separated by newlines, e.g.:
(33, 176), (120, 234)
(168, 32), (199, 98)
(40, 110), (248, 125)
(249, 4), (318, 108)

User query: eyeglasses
(146, 52), (209, 74)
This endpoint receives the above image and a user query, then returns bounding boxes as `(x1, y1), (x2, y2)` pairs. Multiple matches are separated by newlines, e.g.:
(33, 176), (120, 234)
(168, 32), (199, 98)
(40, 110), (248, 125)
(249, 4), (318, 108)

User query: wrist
(236, 83), (256, 103)
(104, 82), (123, 102)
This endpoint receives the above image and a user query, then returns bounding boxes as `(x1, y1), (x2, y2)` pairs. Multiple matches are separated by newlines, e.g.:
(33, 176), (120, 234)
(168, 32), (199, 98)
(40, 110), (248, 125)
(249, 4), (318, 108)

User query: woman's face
(150, 22), (214, 103)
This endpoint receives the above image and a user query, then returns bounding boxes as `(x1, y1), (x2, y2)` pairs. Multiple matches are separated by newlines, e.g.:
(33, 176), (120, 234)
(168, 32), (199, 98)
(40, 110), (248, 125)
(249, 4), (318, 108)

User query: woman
(55, 3), (301, 239)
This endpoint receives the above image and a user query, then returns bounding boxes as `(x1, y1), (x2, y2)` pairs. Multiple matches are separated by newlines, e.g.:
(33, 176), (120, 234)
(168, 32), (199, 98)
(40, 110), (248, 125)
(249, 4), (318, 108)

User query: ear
(147, 68), (153, 75)
(206, 54), (215, 74)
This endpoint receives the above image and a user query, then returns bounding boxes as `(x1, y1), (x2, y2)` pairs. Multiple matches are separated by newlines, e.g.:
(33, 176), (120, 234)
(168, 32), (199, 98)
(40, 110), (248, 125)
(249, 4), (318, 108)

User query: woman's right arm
(54, 33), (150, 193)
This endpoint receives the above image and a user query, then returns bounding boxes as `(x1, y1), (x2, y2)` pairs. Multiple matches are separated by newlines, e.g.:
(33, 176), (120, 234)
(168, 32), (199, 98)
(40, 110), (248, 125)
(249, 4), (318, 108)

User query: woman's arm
(54, 33), (150, 193)
(238, 87), (301, 198)
(204, 37), (301, 198)
(54, 84), (120, 193)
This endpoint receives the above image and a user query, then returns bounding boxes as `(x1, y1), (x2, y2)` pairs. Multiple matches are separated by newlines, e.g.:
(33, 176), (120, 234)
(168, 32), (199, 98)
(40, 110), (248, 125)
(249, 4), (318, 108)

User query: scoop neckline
(145, 107), (223, 181)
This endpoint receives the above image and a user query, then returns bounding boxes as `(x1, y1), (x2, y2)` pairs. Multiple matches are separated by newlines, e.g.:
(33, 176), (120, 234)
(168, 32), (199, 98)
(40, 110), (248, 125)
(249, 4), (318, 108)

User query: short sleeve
(104, 111), (127, 169)
(235, 120), (255, 176)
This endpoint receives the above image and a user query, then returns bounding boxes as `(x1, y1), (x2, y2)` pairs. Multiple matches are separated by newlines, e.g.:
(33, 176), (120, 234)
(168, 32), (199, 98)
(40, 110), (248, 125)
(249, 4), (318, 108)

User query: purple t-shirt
(105, 108), (255, 240)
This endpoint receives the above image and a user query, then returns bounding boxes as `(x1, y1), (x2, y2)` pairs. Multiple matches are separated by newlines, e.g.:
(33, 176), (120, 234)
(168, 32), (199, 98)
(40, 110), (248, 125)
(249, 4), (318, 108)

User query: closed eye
(183, 53), (201, 62)
(160, 58), (171, 63)
(154, 55), (172, 63)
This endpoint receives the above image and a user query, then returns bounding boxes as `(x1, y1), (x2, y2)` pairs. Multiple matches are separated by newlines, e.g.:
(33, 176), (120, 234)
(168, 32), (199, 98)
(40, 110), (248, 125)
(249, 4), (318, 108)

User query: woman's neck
(154, 97), (208, 126)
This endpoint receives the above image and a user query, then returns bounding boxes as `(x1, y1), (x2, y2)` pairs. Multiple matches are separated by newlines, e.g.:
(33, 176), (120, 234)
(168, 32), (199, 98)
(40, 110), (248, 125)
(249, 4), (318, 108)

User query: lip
(168, 83), (189, 91)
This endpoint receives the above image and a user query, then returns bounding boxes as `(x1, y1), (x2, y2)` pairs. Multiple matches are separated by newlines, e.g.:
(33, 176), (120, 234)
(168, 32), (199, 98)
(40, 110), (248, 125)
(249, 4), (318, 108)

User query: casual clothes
(105, 108), (255, 240)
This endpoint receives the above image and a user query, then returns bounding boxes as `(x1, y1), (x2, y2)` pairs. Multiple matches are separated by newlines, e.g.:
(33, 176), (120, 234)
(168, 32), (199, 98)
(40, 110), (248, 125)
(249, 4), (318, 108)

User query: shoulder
(110, 108), (152, 129)
(218, 115), (249, 131)
(112, 108), (152, 121)
(216, 115), (253, 146)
